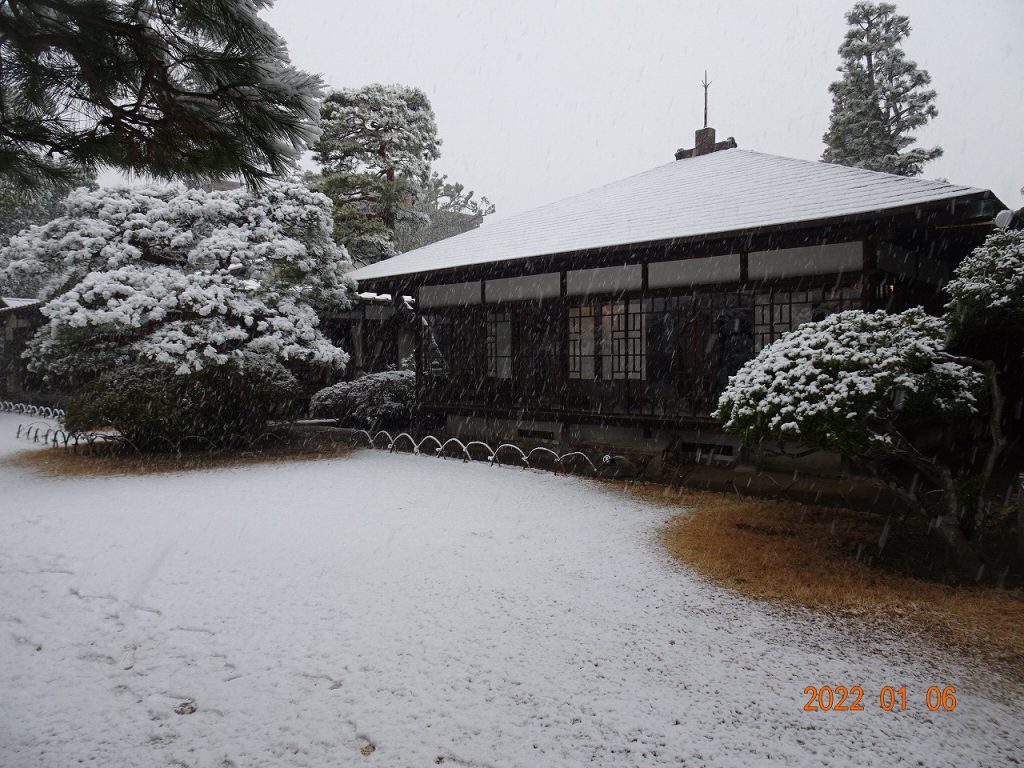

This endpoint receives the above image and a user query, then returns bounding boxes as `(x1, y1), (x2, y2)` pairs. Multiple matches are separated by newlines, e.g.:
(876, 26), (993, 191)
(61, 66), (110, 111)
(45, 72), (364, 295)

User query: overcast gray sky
(266, 0), (1022, 218)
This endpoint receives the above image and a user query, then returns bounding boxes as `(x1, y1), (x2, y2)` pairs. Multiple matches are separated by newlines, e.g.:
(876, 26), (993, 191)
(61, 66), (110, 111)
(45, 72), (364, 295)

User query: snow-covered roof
(356, 291), (415, 309)
(1, 297), (41, 308)
(0, 297), (42, 314)
(349, 149), (992, 284)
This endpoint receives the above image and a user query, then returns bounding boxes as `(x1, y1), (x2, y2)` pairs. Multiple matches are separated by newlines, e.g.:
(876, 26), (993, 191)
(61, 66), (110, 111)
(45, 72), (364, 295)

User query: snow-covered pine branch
(0, 182), (353, 381)
(1, 0), (322, 190)
(713, 306), (1003, 572)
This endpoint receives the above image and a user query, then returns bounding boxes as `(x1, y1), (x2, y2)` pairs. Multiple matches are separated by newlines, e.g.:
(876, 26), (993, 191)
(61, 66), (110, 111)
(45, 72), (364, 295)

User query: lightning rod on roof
(701, 70), (711, 129)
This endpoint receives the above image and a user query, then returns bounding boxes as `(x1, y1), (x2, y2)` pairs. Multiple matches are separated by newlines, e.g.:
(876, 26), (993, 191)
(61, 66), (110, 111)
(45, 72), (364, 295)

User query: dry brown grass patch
(624, 483), (1024, 679)
(9, 433), (351, 477)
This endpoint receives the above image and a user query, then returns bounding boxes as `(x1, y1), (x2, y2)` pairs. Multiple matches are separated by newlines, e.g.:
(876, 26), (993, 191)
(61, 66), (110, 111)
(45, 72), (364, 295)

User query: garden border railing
(2, 400), (118, 451)
(3, 402), (649, 477)
(348, 429), (647, 478)
(0, 400), (64, 420)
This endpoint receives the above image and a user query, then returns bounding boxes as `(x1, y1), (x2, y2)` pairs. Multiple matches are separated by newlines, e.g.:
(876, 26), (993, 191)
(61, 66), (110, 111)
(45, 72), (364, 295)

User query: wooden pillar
(861, 240), (878, 311)
(353, 306), (365, 375)
(413, 288), (423, 423)
(559, 270), (569, 447)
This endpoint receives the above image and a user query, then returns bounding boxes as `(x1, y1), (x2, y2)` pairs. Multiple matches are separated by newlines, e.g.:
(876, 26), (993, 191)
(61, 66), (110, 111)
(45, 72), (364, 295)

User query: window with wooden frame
(485, 310), (512, 379)
(567, 305), (595, 379)
(602, 300), (646, 380)
(568, 300), (646, 381)
(422, 311), (480, 381)
(753, 286), (860, 352)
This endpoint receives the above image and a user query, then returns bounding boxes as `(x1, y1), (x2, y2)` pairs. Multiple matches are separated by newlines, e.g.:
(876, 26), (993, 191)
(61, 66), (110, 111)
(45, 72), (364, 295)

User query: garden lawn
(0, 414), (1020, 767)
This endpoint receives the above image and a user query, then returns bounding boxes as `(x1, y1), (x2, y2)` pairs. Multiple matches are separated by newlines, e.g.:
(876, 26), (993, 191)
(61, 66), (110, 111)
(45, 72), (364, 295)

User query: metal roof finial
(701, 70), (712, 129)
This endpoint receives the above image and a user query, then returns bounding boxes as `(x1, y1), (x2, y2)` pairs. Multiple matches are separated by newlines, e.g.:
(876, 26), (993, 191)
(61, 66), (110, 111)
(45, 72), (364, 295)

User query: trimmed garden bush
(64, 358), (301, 451)
(309, 370), (415, 430)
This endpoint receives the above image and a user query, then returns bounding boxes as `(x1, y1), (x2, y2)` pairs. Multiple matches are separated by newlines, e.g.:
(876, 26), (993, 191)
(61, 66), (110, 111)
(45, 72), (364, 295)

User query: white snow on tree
(821, 2), (942, 176)
(394, 171), (495, 253)
(309, 370), (415, 430)
(714, 308), (982, 452)
(714, 307), (994, 571)
(312, 84), (441, 263)
(0, 182), (353, 380)
(310, 83), (494, 264)
(946, 229), (1024, 337)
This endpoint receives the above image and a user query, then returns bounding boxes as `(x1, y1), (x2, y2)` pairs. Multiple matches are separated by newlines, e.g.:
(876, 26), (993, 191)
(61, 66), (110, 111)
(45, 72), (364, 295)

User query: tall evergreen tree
(312, 84), (440, 264)
(311, 84), (493, 264)
(822, 2), (942, 177)
(0, 0), (322, 191)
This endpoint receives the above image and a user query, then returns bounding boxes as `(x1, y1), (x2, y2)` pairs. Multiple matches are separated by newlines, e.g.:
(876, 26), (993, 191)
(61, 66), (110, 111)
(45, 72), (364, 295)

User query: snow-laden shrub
(0, 182), (353, 382)
(0, 182), (354, 449)
(946, 228), (1024, 341)
(714, 308), (984, 455)
(64, 358), (301, 451)
(310, 370), (415, 429)
(0, 182), (352, 307)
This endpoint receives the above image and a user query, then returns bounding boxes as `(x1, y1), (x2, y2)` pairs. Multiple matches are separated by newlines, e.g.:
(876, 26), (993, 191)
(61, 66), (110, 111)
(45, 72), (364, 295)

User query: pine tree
(0, 0), (322, 191)
(822, 2), (942, 176)
(311, 84), (441, 263)
(394, 171), (495, 253)
(311, 84), (493, 263)
(0, 182), (352, 379)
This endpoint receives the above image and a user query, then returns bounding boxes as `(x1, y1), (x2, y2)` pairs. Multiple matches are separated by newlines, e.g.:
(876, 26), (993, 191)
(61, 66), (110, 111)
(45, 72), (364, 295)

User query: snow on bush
(713, 308), (984, 454)
(946, 228), (1024, 337)
(310, 370), (415, 429)
(0, 182), (353, 379)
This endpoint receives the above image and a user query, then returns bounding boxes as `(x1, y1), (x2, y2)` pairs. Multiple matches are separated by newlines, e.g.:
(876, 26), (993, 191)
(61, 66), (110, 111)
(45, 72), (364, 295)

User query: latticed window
(486, 310), (512, 379)
(568, 301), (646, 381)
(602, 300), (645, 380)
(753, 287), (860, 352)
(567, 305), (595, 379)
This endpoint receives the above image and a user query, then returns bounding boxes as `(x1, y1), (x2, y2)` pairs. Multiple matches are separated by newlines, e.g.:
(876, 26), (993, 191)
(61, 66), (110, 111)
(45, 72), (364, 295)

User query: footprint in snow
(117, 643), (137, 670)
(68, 587), (118, 601)
(12, 633), (42, 651)
(174, 699), (198, 715)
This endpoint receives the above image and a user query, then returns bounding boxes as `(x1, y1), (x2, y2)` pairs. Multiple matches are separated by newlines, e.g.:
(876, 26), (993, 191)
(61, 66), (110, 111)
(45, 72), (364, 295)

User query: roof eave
(353, 188), (1003, 291)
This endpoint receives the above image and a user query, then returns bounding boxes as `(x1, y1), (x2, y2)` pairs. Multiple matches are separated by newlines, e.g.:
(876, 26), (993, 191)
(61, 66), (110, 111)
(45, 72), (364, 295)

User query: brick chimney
(675, 127), (737, 160)
(694, 127), (717, 155)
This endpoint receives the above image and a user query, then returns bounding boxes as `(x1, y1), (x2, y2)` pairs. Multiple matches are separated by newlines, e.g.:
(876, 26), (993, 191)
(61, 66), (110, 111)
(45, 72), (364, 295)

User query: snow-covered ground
(0, 413), (1020, 767)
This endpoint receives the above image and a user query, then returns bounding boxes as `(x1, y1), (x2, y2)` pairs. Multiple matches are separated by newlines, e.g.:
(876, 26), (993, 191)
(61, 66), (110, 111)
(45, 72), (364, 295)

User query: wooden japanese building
(348, 129), (1006, 461)
(0, 297), (46, 402)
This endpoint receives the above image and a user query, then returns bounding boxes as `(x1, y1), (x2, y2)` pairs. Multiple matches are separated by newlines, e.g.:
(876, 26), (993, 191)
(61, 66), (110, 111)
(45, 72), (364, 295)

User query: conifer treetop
(822, 1), (942, 176)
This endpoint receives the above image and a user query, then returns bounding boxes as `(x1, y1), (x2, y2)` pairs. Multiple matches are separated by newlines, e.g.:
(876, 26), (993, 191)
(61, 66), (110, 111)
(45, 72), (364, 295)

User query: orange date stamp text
(802, 685), (957, 712)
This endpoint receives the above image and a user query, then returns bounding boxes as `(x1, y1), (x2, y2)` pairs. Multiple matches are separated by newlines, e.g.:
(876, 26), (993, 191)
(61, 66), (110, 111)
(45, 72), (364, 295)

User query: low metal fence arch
(0, 400), (65, 421)
(3, 401), (648, 478)
(348, 429), (646, 478)
(3, 401), (130, 452)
